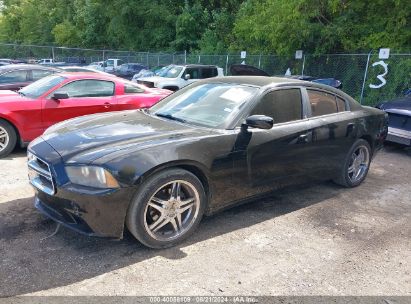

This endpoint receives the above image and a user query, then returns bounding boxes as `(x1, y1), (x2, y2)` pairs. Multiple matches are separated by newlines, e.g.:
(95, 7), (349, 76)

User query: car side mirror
(184, 74), (191, 80)
(52, 92), (69, 100)
(245, 115), (274, 129)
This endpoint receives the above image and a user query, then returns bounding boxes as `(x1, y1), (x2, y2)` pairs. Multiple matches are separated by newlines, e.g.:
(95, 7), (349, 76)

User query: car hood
(378, 96), (411, 112)
(40, 110), (209, 164)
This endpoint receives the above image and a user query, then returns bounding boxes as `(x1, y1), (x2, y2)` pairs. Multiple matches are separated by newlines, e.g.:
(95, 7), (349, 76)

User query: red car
(0, 73), (172, 157)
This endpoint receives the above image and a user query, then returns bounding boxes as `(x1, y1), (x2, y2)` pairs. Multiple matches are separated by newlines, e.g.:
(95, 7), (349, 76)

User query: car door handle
(103, 102), (111, 109)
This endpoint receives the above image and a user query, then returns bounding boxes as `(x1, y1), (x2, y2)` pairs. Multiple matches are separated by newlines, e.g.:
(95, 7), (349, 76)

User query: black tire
(0, 119), (17, 158)
(126, 168), (206, 249)
(333, 139), (372, 188)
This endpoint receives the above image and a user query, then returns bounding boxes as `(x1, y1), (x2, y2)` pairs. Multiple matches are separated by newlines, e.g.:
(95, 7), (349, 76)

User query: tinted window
(201, 67), (217, 78)
(54, 80), (114, 98)
(0, 70), (27, 83)
(32, 69), (54, 81)
(336, 96), (346, 112)
(251, 89), (302, 124)
(184, 67), (200, 79)
(308, 90), (337, 117)
(124, 83), (144, 93)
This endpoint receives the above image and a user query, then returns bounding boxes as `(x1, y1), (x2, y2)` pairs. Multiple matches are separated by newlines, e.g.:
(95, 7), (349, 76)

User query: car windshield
(107, 60), (115, 66)
(19, 75), (66, 99)
(150, 83), (258, 128)
(157, 65), (183, 78)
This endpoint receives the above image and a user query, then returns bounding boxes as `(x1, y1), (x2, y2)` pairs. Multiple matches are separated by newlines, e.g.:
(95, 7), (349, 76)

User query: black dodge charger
(28, 76), (388, 248)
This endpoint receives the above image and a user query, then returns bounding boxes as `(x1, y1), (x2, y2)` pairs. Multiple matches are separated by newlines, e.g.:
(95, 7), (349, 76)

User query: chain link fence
(0, 43), (409, 106)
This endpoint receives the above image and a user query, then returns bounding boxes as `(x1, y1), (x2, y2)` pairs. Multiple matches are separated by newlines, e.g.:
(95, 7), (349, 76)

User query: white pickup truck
(136, 64), (224, 91)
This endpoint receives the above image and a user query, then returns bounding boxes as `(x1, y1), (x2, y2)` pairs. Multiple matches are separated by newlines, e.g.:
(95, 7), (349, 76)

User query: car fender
(0, 111), (23, 137)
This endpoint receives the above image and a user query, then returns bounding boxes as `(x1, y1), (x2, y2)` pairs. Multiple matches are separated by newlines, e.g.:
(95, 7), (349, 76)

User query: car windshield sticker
(224, 108), (232, 112)
(220, 88), (252, 103)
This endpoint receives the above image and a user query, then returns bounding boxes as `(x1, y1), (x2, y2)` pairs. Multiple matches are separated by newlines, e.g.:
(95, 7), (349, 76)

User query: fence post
(102, 50), (105, 72)
(52, 47), (55, 61)
(258, 54), (262, 68)
(360, 50), (373, 104)
(225, 55), (229, 76)
(198, 55), (201, 63)
(301, 55), (306, 76)
(184, 50), (187, 64)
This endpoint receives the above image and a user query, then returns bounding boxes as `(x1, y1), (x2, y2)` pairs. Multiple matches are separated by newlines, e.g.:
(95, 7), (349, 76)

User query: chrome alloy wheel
(347, 145), (370, 183)
(143, 180), (200, 241)
(0, 126), (9, 153)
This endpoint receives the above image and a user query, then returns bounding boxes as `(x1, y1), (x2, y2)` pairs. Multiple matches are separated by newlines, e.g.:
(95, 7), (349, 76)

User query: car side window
(32, 69), (54, 81)
(307, 89), (338, 117)
(53, 80), (115, 98)
(0, 70), (28, 83)
(251, 89), (302, 124)
(201, 67), (217, 78)
(184, 68), (200, 79)
(124, 84), (144, 93)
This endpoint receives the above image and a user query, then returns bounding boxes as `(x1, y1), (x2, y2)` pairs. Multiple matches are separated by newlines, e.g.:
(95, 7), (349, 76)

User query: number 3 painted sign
(369, 60), (388, 89)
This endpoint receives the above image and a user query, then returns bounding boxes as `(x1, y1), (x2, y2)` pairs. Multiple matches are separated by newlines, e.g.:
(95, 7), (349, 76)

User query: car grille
(28, 152), (55, 195)
(137, 80), (154, 88)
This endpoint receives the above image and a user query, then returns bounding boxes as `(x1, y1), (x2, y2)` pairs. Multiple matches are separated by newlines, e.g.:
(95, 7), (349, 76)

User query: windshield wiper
(155, 113), (187, 123)
(18, 91), (26, 97)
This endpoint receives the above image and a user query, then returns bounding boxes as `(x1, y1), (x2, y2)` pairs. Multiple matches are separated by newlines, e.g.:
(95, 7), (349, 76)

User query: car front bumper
(386, 127), (411, 146)
(33, 185), (134, 239)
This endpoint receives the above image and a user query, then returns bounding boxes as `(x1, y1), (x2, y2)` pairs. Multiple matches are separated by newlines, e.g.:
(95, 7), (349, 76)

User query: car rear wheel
(0, 120), (17, 158)
(126, 168), (206, 248)
(333, 139), (371, 187)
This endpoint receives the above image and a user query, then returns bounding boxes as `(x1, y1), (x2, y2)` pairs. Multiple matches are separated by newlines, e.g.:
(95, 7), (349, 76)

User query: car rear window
(307, 89), (338, 117)
(124, 83), (144, 93)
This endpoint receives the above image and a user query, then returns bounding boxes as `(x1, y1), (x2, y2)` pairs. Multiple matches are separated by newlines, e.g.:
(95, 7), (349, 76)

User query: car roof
(0, 64), (61, 71)
(200, 76), (304, 87)
(171, 64), (219, 68)
(57, 72), (119, 80)
(198, 76), (356, 100)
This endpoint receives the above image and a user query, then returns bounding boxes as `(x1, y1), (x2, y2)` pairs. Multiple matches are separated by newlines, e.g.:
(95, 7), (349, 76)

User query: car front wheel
(126, 168), (206, 248)
(0, 120), (17, 158)
(334, 139), (372, 187)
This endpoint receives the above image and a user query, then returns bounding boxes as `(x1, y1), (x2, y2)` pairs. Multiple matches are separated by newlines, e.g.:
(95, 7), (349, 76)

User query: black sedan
(0, 64), (60, 91)
(377, 92), (411, 146)
(27, 76), (388, 248)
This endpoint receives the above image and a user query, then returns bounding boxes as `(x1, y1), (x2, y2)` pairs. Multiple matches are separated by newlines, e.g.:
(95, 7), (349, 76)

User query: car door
(0, 69), (30, 90)
(42, 79), (118, 129)
(200, 67), (218, 79)
(304, 88), (357, 176)
(182, 67), (200, 85)
(232, 87), (313, 194)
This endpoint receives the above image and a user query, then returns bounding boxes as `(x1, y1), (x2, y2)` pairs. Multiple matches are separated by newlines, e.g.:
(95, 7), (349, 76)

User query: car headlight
(66, 166), (120, 189)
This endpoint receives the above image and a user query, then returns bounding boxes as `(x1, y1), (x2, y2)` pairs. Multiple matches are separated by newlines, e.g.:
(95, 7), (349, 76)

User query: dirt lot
(0, 145), (410, 296)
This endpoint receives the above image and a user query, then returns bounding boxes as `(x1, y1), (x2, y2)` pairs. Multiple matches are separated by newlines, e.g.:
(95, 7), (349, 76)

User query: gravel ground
(0, 145), (410, 296)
